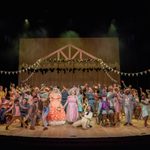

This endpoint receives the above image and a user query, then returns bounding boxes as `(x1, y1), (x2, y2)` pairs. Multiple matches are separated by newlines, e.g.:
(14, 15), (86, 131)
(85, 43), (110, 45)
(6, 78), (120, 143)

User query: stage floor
(0, 118), (150, 138)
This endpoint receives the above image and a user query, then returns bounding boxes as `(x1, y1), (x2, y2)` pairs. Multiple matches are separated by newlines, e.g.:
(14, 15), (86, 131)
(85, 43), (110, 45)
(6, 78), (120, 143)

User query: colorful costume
(48, 92), (66, 125)
(64, 95), (79, 123)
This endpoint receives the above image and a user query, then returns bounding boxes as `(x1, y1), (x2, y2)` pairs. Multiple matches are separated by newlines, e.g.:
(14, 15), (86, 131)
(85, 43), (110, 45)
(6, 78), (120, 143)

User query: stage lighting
(25, 19), (29, 24)
(108, 19), (118, 37)
(24, 19), (30, 29)
(60, 30), (80, 38)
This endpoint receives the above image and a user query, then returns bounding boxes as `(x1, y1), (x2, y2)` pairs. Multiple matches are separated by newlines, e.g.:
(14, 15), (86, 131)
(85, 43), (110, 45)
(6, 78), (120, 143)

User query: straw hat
(124, 88), (130, 93)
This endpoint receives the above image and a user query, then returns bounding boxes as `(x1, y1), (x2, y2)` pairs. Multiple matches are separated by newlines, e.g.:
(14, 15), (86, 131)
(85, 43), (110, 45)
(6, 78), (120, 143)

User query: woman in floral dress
(47, 87), (66, 125)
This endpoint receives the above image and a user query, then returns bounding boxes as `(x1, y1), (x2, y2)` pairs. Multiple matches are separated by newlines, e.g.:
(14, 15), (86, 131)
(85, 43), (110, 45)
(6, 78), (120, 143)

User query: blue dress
(78, 94), (83, 112)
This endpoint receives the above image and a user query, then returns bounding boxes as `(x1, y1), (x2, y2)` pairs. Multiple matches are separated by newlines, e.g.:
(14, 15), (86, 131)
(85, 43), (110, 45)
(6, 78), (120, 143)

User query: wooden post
(69, 45), (71, 60)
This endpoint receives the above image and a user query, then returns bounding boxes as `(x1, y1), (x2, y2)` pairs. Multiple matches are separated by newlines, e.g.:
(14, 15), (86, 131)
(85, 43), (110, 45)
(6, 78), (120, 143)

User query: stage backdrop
(19, 38), (120, 87)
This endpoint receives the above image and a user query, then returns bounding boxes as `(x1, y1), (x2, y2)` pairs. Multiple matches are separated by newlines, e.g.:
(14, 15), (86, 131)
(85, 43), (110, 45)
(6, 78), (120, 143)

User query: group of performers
(0, 82), (150, 131)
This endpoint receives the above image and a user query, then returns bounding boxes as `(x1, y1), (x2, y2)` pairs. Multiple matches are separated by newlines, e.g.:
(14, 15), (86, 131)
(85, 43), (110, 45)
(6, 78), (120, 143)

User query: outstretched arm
(121, 80), (127, 89)
(146, 89), (150, 95)
(140, 87), (145, 96)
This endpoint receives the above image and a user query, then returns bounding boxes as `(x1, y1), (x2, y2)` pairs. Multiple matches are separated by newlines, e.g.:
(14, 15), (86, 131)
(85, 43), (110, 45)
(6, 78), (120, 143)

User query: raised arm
(121, 80), (127, 89)
(146, 89), (150, 95)
(140, 87), (145, 96)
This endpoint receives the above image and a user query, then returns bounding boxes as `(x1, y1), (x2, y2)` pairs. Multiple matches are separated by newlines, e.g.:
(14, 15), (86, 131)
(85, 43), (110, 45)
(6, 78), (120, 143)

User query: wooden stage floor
(0, 118), (150, 139)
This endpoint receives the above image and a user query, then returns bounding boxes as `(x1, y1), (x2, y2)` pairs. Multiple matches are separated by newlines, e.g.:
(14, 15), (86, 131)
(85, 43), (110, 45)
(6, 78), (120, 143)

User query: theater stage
(0, 118), (150, 149)
(0, 118), (150, 138)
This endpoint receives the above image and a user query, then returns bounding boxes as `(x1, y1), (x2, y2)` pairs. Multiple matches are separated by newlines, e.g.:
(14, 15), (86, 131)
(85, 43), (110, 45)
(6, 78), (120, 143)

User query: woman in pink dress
(64, 88), (79, 123)
(47, 87), (66, 125)
(114, 87), (122, 124)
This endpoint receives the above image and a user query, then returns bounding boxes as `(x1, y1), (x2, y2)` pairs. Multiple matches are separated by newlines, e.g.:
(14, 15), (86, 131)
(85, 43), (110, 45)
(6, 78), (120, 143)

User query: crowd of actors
(0, 82), (150, 131)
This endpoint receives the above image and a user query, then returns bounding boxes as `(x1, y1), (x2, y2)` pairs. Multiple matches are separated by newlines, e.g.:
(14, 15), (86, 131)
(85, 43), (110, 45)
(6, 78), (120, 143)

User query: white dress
(141, 99), (150, 118)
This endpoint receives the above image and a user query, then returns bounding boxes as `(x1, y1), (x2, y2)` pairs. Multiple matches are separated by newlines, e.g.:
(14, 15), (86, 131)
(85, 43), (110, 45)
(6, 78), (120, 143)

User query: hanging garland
(0, 57), (149, 77)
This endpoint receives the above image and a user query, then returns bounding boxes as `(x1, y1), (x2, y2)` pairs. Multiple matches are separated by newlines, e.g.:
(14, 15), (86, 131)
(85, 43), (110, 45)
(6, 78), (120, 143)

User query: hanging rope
(104, 69), (118, 83)
(21, 72), (35, 83)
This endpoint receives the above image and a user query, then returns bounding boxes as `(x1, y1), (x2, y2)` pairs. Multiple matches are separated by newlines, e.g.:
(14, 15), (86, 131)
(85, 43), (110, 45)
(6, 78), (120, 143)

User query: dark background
(0, 1), (149, 90)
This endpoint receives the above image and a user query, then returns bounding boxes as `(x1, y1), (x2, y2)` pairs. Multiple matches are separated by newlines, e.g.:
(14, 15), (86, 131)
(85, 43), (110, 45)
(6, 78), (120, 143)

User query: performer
(86, 87), (95, 113)
(122, 88), (134, 126)
(27, 96), (39, 130)
(93, 86), (100, 116)
(61, 86), (69, 112)
(113, 87), (122, 124)
(9, 84), (17, 101)
(98, 94), (110, 126)
(47, 87), (66, 125)
(42, 100), (50, 130)
(107, 86), (115, 126)
(5, 99), (28, 130)
(72, 105), (93, 129)
(39, 87), (49, 102)
(132, 89), (140, 119)
(0, 99), (10, 124)
(141, 94), (150, 127)
(77, 89), (83, 118)
(20, 98), (30, 127)
(61, 85), (69, 106)
(64, 87), (79, 123)
(0, 86), (7, 104)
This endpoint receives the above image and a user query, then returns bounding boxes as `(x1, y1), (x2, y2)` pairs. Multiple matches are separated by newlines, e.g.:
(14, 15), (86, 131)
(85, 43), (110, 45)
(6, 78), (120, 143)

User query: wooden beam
(71, 44), (98, 60)
(69, 45), (71, 59)
(57, 52), (60, 60)
(60, 51), (68, 60)
(39, 44), (69, 61)
(80, 52), (82, 60)
(72, 51), (79, 59)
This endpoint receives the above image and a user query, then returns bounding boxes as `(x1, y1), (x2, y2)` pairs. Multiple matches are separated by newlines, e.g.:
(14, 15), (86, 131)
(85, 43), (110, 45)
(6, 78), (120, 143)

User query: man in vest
(28, 96), (39, 130)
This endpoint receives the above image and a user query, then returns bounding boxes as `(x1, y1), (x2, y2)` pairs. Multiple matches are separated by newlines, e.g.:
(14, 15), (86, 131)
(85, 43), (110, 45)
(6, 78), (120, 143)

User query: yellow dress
(0, 91), (5, 100)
